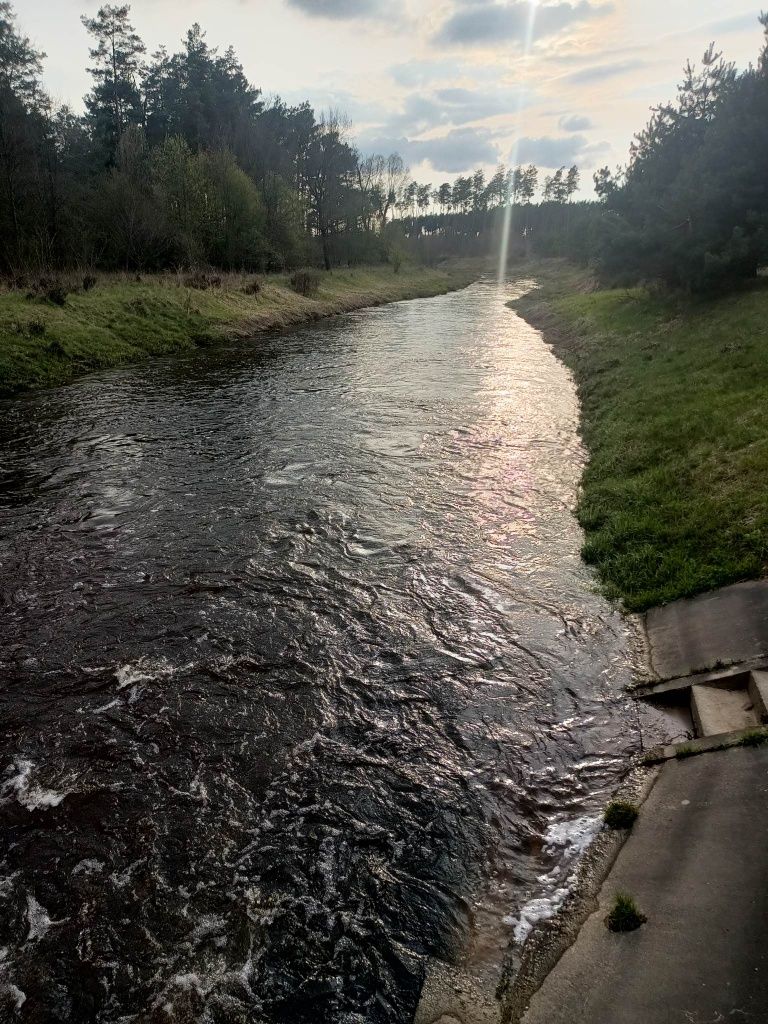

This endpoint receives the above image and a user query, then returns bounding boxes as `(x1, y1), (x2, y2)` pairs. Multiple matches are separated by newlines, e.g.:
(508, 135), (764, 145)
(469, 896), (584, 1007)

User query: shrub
(604, 801), (639, 830)
(243, 277), (262, 296)
(26, 276), (68, 306)
(47, 338), (66, 357)
(184, 271), (221, 291)
(46, 283), (68, 306)
(82, 274), (97, 292)
(605, 892), (647, 932)
(290, 268), (321, 297)
(391, 249), (403, 274)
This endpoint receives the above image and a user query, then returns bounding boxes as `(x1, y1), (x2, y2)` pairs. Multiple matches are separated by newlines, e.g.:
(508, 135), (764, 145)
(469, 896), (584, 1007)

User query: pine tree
(82, 4), (146, 165)
(0, 1), (45, 109)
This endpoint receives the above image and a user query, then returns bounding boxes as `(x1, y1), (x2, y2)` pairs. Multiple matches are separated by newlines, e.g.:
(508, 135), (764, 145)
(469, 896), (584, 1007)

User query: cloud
(285, 0), (397, 20)
(434, 1), (612, 47)
(698, 11), (762, 36)
(377, 84), (530, 137)
(360, 127), (500, 173)
(563, 58), (647, 84)
(389, 59), (489, 88)
(558, 113), (592, 131)
(508, 134), (610, 170)
(411, 127), (501, 171)
(512, 133), (594, 167)
(431, 85), (529, 123)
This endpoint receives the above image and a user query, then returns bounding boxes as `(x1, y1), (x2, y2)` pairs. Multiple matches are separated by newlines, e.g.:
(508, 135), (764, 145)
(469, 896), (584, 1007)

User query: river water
(0, 281), (638, 1022)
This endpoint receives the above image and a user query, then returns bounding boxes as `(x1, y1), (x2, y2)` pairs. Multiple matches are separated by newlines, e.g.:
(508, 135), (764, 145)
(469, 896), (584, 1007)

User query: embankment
(509, 261), (768, 611)
(0, 264), (478, 395)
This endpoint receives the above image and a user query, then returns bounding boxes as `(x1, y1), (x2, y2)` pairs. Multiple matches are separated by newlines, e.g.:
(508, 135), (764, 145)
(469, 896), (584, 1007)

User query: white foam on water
(72, 859), (105, 876)
(504, 813), (602, 945)
(115, 657), (175, 689)
(1, 760), (67, 810)
(93, 699), (120, 713)
(543, 813), (602, 856)
(25, 896), (54, 942)
(4, 985), (26, 1010)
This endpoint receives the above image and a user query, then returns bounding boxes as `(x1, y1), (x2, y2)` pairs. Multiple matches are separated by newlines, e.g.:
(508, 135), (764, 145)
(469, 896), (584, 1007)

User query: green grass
(511, 261), (768, 611)
(605, 891), (647, 932)
(0, 264), (478, 395)
(604, 800), (639, 830)
(736, 727), (768, 747)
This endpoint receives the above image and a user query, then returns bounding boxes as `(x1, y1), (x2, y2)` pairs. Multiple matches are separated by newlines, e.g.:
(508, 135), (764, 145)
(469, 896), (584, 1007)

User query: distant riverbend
(0, 281), (638, 1022)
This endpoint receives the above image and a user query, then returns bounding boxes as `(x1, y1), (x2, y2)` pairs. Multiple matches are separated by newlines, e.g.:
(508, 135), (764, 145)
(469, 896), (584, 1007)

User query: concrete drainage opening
(635, 666), (768, 742)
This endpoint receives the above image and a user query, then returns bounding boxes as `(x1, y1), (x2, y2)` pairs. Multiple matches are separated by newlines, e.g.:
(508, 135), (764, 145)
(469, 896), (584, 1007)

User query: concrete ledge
(498, 766), (660, 1024)
(643, 579), (768, 680)
(643, 725), (768, 764)
(517, 745), (768, 1024)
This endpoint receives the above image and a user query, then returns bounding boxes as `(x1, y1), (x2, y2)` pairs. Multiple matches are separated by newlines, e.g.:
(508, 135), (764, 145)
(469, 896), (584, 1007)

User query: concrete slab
(690, 683), (758, 737)
(519, 746), (768, 1024)
(644, 579), (768, 679)
(645, 726), (768, 763)
(749, 671), (768, 721)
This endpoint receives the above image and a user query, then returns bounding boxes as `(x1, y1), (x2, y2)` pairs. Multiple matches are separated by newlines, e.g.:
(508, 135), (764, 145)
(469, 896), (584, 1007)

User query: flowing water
(0, 281), (638, 1023)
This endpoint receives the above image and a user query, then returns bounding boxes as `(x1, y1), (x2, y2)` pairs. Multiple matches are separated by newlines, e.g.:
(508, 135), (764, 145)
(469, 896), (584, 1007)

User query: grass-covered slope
(511, 263), (768, 611)
(0, 265), (477, 395)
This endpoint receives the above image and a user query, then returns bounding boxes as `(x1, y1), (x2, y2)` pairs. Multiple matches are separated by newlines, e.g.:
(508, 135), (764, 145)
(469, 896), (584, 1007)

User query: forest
(2, 2), (768, 294)
(0, 1), (579, 277)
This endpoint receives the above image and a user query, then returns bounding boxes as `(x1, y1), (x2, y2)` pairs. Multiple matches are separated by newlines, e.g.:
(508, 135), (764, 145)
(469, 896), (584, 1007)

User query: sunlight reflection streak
(497, 0), (539, 289)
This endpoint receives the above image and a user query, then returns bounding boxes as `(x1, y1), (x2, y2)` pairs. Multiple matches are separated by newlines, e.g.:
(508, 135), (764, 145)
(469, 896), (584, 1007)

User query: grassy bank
(0, 264), (477, 395)
(510, 261), (768, 611)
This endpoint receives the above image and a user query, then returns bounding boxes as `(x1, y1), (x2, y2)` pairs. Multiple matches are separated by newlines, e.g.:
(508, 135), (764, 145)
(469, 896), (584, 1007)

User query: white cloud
(434, 1), (613, 47)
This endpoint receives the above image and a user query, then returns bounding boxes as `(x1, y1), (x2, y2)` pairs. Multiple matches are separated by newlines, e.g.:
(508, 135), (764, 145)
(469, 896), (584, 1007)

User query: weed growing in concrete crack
(737, 728), (768, 747)
(605, 892), (647, 932)
(604, 800), (639, 829)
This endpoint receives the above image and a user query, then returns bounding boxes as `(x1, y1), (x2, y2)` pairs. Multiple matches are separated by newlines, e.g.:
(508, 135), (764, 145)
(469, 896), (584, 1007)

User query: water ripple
(0, 282), (636, 1022)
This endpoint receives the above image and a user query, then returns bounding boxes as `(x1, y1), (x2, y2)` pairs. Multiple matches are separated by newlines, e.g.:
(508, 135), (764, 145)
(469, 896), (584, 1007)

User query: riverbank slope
(0, 264), (478, 395)
(510, 262), (768, 611)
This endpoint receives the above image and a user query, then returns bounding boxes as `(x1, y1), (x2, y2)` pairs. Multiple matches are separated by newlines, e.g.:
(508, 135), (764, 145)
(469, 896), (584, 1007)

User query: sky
(17, 0), (766, 195)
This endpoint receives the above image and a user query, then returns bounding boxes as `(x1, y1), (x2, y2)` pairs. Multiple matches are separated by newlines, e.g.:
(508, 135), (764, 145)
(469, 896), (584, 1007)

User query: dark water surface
(0, 282), (637, 1022)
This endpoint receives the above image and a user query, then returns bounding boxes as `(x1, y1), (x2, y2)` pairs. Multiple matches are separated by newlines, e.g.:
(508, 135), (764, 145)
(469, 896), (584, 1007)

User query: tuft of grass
(242, 276), (262, 297)
(604, 800), (639, 830)
(0, 264), (478, 395)
(737, 727), (768, 747)
(605, 892), (647, 932)
(290, 268), (321, 297)
(511, 263), (768, 610)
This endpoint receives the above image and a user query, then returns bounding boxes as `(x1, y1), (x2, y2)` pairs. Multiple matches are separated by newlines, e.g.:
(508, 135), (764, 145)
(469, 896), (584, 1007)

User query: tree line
(590, 18), (768, 292)
(0, 0), (590, 278)
(0, 2), (419, 274)
(5, 0), (765, 292)
(395, 164), (578, 216)
(396, 15), (768, 294)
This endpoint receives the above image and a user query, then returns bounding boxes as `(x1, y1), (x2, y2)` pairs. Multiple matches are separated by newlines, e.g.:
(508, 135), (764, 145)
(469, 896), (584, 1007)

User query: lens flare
(497, 0), (539, 289)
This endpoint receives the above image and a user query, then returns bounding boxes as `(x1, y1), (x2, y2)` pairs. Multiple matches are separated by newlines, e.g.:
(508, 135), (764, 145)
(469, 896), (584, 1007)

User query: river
(0, 280), (638, 1022)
